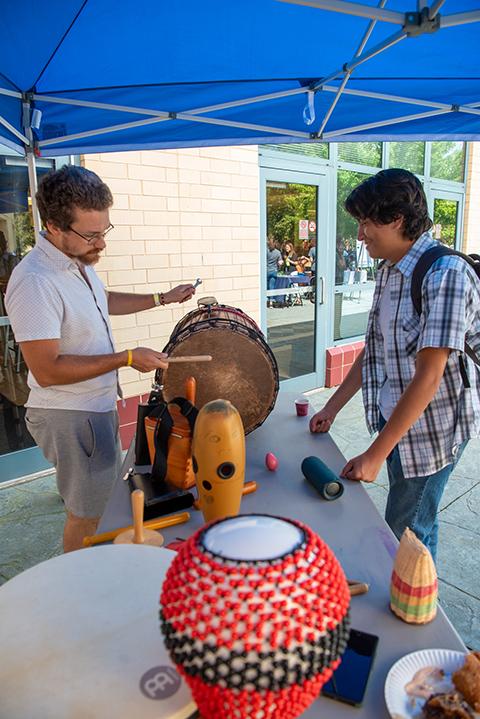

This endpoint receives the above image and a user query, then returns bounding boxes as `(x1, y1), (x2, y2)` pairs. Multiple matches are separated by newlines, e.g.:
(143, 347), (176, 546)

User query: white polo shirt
(5, 232), (118, 412)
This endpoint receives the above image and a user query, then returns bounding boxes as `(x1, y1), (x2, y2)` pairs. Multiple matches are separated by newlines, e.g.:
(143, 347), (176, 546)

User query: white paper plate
(384, 648), (466, 719)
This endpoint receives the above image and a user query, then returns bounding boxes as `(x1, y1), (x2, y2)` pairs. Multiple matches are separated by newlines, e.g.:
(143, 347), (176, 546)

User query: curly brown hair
(345, 168), (432, 241)
(36, 165), (113, 230)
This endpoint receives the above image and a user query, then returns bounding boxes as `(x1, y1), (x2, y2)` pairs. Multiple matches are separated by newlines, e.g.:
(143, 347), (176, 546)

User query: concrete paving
(308, 387), (480, 651)
(0, 386), (478, 650)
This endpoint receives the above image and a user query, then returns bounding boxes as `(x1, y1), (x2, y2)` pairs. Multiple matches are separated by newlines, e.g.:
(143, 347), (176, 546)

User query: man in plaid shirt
(310, 169), (480, 561)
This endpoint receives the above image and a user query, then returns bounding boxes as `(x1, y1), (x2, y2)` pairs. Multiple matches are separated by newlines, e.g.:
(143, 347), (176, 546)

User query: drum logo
(139, 666), (181, 700)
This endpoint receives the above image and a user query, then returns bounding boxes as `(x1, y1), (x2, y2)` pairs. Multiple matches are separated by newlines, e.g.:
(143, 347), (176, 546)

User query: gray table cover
(98, 391), (465, 718)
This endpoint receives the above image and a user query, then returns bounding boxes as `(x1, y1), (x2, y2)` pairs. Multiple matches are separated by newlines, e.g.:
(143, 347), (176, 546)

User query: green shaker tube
(301, 456), (344, 501)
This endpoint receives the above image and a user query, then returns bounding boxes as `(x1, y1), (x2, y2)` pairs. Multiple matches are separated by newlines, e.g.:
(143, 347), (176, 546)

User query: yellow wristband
(126, 349), (133, 367)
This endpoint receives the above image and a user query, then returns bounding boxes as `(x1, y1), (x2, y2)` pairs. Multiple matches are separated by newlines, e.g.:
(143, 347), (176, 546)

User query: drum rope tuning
(156, 300), (279, 435)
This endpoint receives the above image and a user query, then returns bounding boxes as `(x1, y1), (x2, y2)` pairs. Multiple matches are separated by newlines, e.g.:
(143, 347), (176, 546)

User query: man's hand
(309, 406), (337, 433)
(165, 284), (196, 304)
(130, 348), (169, 372)
(340, 449), (384, 483)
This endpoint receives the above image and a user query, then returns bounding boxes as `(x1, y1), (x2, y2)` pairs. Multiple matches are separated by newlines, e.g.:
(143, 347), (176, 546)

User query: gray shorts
(25, 408), (122, 519)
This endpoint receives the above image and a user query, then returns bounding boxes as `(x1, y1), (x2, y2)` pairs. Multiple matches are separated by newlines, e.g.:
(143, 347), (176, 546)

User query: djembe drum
(156, 298), (279, 434)
(160, 514), (351, 719)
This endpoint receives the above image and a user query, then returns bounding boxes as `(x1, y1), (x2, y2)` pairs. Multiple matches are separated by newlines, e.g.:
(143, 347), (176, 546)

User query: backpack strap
(168, 397), (199, 431)
(411, 245), (454, 316)
(150, 403), (172, 485)
(411, 246), (480, 315)
(411, 245), (480, 386)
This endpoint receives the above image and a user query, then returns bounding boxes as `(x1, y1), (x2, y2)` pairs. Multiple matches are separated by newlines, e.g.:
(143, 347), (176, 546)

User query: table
(268, 273), (311, 305)
(99, 392), (466, 718)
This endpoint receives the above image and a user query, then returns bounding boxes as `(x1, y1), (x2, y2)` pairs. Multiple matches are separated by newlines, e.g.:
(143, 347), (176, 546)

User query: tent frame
(25, 1), (480, 153)
(1, 0), (479, 223)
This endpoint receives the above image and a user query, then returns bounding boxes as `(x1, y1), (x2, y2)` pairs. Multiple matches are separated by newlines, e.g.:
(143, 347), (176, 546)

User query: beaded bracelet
(153, 292), (166, 306)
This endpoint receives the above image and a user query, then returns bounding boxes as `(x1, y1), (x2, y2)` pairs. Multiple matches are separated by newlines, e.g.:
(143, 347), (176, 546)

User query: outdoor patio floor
(0, 386), (478, 650)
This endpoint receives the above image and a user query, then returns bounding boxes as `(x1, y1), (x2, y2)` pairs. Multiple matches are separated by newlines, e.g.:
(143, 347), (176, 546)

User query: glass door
(260, 168), (331, 393)
(430, 189), (464, 249)
(0, 151), (55, 485)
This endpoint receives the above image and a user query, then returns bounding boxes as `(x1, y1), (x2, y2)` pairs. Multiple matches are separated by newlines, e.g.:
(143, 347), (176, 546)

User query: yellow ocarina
(192, 399), (246, 523)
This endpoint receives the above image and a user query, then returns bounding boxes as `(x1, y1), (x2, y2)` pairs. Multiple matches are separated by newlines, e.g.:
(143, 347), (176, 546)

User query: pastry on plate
(452, 651), (480, 712)
(422, 692), (474, 718)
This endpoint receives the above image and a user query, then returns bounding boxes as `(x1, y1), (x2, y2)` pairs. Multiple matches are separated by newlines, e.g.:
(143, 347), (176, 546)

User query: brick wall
(83, 146), (261, 410)
(325, 341), (365, 387)
(464, 142), (480, 254)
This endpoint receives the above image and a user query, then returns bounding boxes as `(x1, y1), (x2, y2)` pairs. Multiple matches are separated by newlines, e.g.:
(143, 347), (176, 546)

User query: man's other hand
(166, 284), (196, 304)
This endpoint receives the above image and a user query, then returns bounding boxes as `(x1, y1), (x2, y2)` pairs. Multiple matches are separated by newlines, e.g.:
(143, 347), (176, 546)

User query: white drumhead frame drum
(0, 545), (196, 719)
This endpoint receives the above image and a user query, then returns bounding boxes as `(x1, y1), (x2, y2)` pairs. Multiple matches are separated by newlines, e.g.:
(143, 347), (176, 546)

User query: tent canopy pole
(26, 150), (42, 237)
(22, 96), (42, 236)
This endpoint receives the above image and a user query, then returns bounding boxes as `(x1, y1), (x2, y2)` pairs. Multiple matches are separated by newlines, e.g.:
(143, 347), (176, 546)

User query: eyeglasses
(68, 224), (114, 245)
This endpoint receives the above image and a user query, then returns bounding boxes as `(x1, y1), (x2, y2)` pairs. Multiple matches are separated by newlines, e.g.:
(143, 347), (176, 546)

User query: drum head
(162, 327), (278, 434)
(0, 546), (196, 719)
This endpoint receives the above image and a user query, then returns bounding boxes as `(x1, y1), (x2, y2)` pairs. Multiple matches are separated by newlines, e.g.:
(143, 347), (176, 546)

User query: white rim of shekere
(203, 515), (303, 561)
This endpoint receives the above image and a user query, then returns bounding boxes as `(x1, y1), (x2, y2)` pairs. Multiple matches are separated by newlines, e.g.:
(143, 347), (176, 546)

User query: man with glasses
(5, 165), (196, 552)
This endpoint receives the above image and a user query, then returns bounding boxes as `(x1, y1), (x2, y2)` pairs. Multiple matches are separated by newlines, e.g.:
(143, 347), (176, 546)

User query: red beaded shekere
(160, 515), (351, 719)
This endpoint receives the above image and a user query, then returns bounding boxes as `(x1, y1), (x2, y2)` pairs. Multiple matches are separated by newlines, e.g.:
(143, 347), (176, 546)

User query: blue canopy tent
(1, 0), (479, 230)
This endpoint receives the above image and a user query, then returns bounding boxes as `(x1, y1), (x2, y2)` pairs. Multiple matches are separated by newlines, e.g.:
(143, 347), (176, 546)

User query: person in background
(281, 241), (298, 274)
(310, 168), (480, 562)
(266, 236), (282, 296)
(335, 235), (347, 284)
(297, 239), (314, 273)
(0, 229), (20, 290)
(343, 239), (356, 270)
(5, 165), (196, 552)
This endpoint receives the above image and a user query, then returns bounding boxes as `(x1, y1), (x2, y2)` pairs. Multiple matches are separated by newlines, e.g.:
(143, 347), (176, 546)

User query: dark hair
(345, 168), (432, 241)
(36, 165), (113, 230)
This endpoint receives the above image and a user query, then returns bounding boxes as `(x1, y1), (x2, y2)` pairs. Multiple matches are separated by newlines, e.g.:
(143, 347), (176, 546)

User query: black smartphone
(321, 628), (379, 707)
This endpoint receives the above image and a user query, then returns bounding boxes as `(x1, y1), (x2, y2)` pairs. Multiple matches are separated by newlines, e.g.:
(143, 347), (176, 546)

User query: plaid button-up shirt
(363, 232), (480, 478)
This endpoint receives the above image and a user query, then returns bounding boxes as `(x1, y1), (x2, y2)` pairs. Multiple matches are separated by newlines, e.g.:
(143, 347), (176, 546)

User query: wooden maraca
(114, 489), (164, 546)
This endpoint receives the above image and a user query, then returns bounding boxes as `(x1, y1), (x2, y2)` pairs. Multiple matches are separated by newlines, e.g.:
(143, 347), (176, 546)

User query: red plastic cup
(295, 397), (309, 417)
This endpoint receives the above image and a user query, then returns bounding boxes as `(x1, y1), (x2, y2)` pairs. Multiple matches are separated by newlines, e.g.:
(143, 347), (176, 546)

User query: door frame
(259, 165), (334, 394)
(428, 187), (465, 251)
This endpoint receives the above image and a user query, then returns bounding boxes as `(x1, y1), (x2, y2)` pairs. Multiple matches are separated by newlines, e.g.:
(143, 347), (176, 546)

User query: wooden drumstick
(193, 481), (257, 510)
(114, 490), (164, 546)
(167, 355), (212, 363)
(185, 376), (196, 404)
(83, 511), (190, 547)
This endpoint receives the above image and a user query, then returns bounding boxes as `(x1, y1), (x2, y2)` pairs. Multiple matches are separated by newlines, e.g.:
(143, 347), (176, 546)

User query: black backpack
(411, 245), (480, 386)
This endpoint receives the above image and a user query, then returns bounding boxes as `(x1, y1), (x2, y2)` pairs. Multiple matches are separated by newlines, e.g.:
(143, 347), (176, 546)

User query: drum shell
(156, 303), (279, 434)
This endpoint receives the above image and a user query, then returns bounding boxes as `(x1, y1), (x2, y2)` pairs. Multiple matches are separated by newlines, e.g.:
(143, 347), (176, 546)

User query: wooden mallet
(114, 489), (164, 546)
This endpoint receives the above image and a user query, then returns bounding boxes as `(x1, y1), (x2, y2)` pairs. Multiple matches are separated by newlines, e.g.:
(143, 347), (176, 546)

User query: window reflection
(265, 181), (317, 380)
(335, 170), (379, 341)
(431, 142), (465, 183)
(0, 153), (55, 455)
